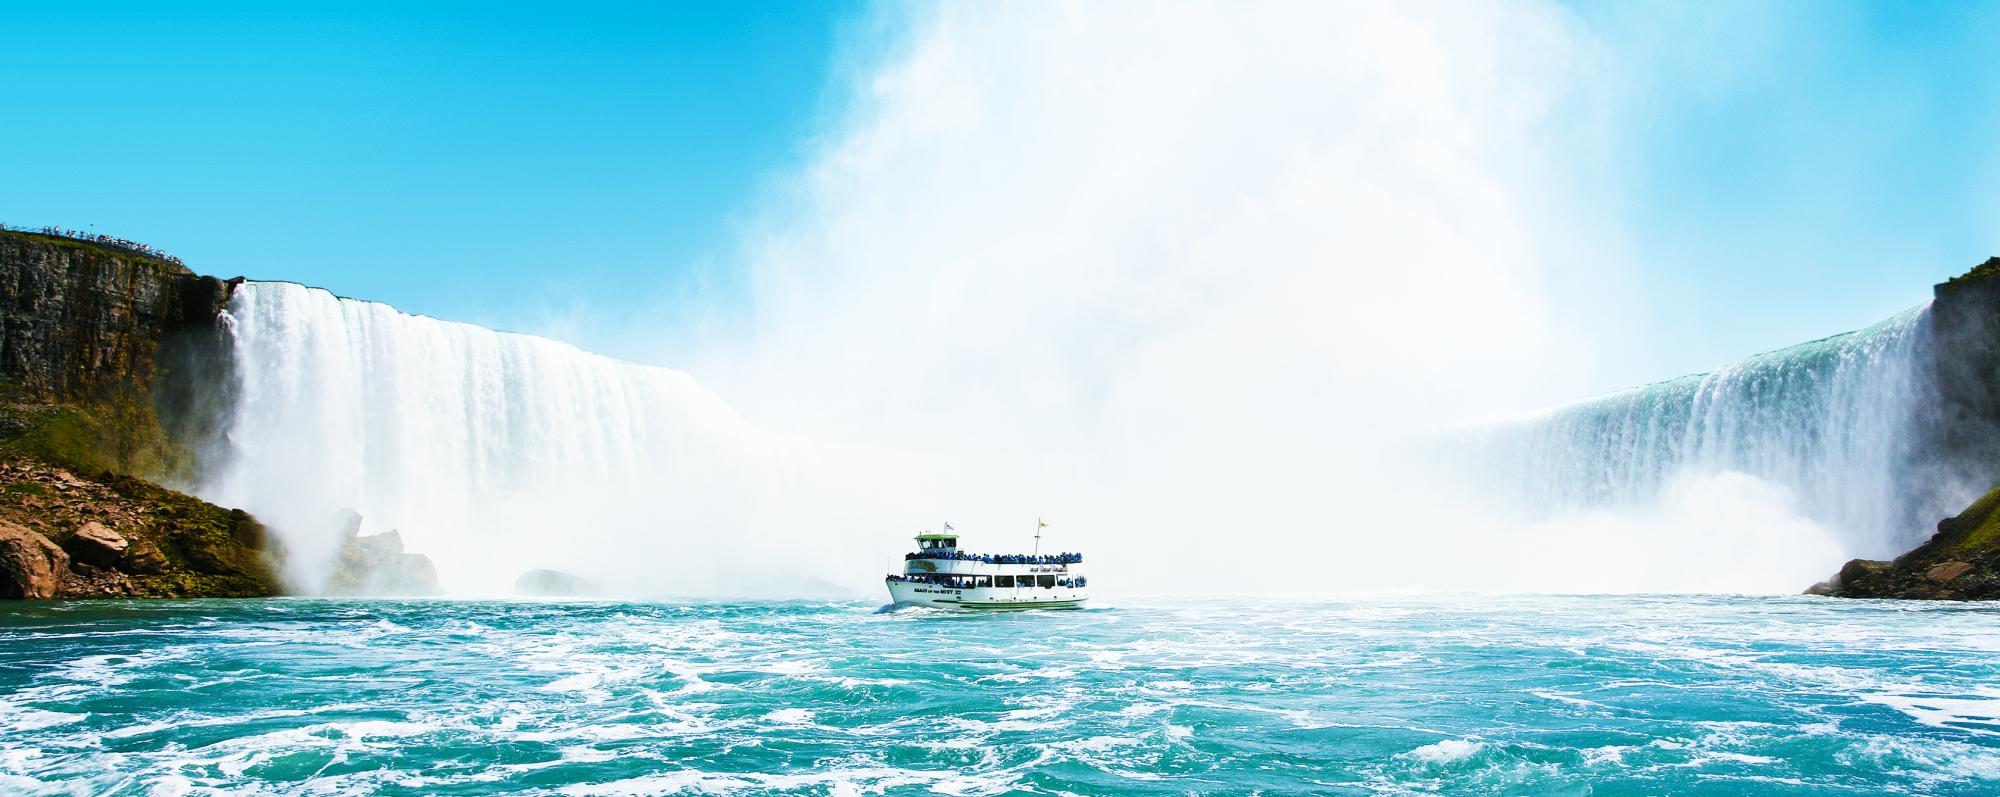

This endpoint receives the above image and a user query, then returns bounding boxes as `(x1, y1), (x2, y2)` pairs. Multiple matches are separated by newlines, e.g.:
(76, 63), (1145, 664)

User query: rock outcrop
(514, 568), (598, 597)
(324, 514), (440, 596)
(1811, 484), (2000, 600)
(0, 519), (68, 598)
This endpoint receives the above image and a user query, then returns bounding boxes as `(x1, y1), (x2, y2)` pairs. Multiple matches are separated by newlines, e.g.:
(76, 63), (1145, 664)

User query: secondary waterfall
(1481, 306), (1949, 561)
(198, 281), (783, 594)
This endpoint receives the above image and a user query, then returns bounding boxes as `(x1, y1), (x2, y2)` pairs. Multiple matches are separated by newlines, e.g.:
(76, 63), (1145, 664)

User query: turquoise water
(2, 596), (1997, 795)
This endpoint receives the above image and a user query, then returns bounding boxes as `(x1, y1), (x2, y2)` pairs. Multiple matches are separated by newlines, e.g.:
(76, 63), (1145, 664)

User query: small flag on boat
(943, 522), (953, 531)
(1038, 518), (1047, 528)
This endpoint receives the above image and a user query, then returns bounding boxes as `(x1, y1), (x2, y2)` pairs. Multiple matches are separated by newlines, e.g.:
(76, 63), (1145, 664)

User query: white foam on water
(1859, 693), (2000, 736)
(763, 708), (813, 725)
(1403, 738), (1487, 765)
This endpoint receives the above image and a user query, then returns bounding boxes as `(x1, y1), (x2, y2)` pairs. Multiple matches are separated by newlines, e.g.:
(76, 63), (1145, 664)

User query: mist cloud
(699, 1), (1726, 593)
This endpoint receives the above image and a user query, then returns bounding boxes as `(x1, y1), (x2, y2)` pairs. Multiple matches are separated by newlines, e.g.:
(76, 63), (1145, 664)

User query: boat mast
(1033, 517), (1044, 557)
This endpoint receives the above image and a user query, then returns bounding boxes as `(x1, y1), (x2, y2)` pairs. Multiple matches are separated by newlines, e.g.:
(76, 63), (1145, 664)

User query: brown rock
(1927, 561), (1975, 583)
(64, 521), (129, 569)
(0, 520), (70, 599)
(122, 540), (168, 574)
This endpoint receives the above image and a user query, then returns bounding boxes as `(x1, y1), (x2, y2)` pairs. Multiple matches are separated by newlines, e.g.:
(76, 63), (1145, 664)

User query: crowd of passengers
(887, 574), (1087, 588)
(904, 550), (1082, 564)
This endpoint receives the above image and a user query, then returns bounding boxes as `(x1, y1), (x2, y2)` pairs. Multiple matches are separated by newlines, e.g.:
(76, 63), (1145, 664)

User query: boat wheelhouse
(885, 526), (1088, 610)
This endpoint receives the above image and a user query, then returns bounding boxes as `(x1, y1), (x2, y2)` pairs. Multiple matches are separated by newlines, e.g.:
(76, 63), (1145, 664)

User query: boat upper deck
(903, 550), (1083, 565)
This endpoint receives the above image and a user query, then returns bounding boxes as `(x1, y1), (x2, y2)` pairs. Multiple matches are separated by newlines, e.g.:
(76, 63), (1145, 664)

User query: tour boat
(885, 522), (1088, 610)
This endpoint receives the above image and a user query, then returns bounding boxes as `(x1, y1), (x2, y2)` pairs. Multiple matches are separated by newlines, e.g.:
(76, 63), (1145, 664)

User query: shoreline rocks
(1810, 485), (2000, 600)
(0, 457), (280, 599)
(0, 519), (68, 598)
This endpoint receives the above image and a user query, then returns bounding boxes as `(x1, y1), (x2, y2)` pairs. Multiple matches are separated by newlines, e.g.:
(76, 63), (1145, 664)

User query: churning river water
(2, 595), (1997, 795)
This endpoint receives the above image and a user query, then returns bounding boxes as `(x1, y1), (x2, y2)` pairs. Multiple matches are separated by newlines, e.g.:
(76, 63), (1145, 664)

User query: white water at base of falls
(199, 281), (786, 595)
(1475, 305), (1948, 562)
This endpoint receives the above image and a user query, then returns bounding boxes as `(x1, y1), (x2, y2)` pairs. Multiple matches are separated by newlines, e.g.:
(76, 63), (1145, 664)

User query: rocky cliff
(1925, 257), (2000, 503)
(0, 230), (238, 477)
(1810, 257), (2000, 599)
(0, 230), (232, 404)
(0, 229), (275, 598)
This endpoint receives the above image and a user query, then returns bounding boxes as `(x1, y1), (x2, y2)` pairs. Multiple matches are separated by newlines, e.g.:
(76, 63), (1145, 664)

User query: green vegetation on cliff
(1814, 485), (2000, 600)
(0, 406), (279, 598)
(1939, 256), (2000, 293)
(0, 397), (279, 598)
(0, 388), (190, 480)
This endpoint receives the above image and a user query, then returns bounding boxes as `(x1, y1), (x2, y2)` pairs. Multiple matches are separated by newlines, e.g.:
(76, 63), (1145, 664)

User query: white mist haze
(694, 1), (1840, 593)
(198, 1), (1905, 596)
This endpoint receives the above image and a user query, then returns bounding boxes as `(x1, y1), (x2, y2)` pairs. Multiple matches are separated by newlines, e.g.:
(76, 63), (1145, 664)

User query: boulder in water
(514, 569), (597, 597)
(326, 519), (442, 596)
(0, 520), (70, 599)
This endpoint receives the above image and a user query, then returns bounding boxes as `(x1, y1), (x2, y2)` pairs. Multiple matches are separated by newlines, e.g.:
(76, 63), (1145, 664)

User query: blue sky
(1, 1), (858, 340)
(3, 1), (1997, 393)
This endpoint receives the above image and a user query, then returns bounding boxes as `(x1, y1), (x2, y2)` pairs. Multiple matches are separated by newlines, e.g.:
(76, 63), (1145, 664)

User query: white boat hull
(886, 579), (1087, 610)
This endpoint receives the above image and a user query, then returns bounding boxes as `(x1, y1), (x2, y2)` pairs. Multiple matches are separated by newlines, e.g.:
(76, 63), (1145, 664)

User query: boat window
(1037, 575), (1057, 588)
(976, 576), (992, 588)
(994, 575), (1014, 588)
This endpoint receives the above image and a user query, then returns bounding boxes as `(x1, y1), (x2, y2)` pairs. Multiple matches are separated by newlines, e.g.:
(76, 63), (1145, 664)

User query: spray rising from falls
(1478, 306), (1953, 566)
(199, 282), (787, 595)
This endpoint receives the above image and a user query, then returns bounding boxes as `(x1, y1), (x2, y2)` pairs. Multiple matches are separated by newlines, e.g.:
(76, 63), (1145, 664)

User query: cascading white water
(1481, 306), (1946, 560)
(200, 281), (785, 595)
(196, 281), (1962, 597)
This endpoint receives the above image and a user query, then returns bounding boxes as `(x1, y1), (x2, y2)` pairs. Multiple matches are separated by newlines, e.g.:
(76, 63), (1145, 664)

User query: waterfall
(1483, 306), (1946, 560)
(193, 282), (1970, 596)
(198, 281), (782, 594)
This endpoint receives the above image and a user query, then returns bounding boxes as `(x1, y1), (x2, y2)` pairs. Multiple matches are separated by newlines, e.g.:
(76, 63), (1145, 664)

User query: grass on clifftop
(1940, 256), (2000, 292)
(0, 230), (190, 274)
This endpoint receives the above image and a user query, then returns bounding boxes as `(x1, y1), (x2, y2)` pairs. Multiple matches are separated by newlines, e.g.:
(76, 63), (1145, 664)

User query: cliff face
(0, 231), (232, 405)
(0, 231), (239, 478)
(0, 230), (274, 598)
(1811, 258), (2000, 599)
(1926, 257), (2000, 500)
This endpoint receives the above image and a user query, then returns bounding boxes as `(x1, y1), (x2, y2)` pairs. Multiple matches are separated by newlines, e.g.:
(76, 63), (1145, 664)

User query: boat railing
(887, 573), (1087, 588)
(903, 551), (1083, 564)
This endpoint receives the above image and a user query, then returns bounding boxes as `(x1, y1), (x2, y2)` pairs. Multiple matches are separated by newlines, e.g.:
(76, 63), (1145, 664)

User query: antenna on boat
(1034, 517), (1046, 557)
